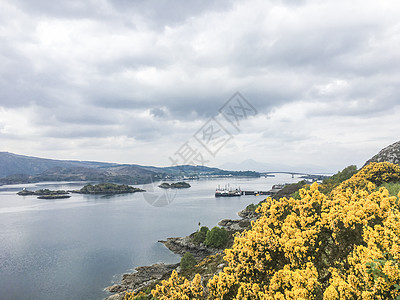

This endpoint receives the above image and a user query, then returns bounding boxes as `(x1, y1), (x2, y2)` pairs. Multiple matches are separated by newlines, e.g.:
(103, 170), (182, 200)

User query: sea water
(0, 175), (300, 299)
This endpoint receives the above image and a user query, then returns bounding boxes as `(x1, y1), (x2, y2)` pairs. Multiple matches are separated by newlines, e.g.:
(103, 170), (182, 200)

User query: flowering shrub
(151, 162), (400, 299)
(151, 270), (203, 300)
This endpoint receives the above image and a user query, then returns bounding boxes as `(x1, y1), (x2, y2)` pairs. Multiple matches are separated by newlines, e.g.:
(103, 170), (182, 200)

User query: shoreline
(104, 183), (286, 299)
(104, 206), (258, 300)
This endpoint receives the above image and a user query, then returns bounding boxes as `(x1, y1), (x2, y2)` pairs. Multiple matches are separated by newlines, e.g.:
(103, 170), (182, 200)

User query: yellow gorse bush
(151, 270), (203, 300)
(151, 162), (400, 299)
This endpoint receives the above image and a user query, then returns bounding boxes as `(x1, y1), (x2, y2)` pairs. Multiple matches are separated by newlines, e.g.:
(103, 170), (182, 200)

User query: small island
(158, 182), (191, 189)
(37, 195), (71, 199)
(17, 189), (71, 199)
(73, 183), (145, 194)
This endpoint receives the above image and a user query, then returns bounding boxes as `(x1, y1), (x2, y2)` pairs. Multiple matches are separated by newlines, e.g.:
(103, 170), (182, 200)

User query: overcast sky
(1, 0), (400, 172)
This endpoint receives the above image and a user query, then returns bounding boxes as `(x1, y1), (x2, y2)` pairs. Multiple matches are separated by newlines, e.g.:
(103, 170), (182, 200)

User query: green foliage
(320, 165), (358, 194)
(291, 190), (301, 200)
(365, 253), (400, 299)
(193, 226), (209, 244)
(193, 232), (206, 244)
(380, 182), (400, 198)
(324, 165), (358, 184)
(273, 180), (307, 200)
(123, 291), (149, 300)
(180, 252), (197, 270)
(133, 293), (148, 300)
(199, 226), (209, 234)
(204, 226), (228, 248)
(245, 203), (259, 211)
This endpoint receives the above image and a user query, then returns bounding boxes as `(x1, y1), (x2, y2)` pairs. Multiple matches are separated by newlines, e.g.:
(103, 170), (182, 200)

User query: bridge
(259, 171), (330, 179)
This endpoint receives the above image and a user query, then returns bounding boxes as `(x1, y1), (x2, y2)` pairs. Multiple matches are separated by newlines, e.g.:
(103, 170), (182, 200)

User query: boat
(215, 185), (242, 197)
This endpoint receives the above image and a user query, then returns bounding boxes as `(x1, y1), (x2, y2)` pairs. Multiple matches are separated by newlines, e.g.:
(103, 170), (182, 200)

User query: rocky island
(158, 181), (191, 189)
(73, 183), (145, 194)
(17, 189), (71, 199)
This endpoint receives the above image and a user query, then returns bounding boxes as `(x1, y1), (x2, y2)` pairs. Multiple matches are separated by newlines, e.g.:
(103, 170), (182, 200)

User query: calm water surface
(0, 175), (300, 299)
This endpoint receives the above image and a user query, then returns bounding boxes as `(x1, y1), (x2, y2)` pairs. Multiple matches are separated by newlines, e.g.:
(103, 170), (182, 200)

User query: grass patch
(380, 182), (400, 202)
(179, 253), (225, 281)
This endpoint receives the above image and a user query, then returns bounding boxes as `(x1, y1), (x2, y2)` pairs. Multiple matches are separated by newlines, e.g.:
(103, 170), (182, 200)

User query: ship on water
(215, 184), (241, 197)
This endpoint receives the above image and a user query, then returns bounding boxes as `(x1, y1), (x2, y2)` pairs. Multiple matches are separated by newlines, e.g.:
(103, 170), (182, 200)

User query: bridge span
(259, 171), (330, 179)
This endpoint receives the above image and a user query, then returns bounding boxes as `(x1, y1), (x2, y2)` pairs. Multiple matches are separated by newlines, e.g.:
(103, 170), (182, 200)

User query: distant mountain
(0, 152), (116, 178)
(0, 152), (259, 185)
(364, 140), (400, 166)
(220, 159), (333, 174)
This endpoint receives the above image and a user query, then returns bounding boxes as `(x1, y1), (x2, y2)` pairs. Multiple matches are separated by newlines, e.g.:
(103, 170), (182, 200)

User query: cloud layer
(1, 0), (400, 170)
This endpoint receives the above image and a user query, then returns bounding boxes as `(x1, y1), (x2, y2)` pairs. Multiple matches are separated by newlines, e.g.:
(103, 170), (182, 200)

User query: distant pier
(240, 184), (285, 196)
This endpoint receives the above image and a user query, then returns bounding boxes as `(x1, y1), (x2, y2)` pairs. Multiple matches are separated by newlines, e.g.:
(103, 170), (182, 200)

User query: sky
(1, 0), (400, 172)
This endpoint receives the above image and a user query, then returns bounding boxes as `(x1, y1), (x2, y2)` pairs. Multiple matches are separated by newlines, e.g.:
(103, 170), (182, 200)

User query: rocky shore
(105, 263), (179, 300)
(104, 194), (273, 299)
(160, 236), (220, 260)
(104, 211), (255, 299)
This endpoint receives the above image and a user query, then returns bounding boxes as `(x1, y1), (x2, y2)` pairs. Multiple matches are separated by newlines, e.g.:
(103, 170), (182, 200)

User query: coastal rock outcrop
(238, 208), (259, 219)
(218, 218), (252, 231)
(105, 263), (178, 299)
(160, 236), (220, 260)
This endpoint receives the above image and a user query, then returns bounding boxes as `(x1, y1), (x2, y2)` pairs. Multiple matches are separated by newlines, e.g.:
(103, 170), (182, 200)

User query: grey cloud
(1, 0), (400, 167)
(13, 0), (235, 28)
(12, 0), (112, 19)
(43, 124), (120, 139)
(150, 107), (167, 118)
(109, 0), (235, 28)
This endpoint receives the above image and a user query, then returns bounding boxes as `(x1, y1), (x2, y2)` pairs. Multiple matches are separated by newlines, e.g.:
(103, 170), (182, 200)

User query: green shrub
(204, 226), (228, 248)
(180, 252), (197, 270)
(193, 226), (209, 244)
(199, 226), (209, 234)
(193, 231), (206, 244)
(320, 165), (358, 194)
(380, 182), (400, 199)
(246, 203), (258, 211)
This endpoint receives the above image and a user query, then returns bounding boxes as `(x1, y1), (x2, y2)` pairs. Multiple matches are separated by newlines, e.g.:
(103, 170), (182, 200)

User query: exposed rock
(238, 208), (259, 219)
(160, 236), (220, 260)
(105, 263), (178, 299)
(364, 140), (400, 166)
(218, 218), (253, 231)
(106, 284), (124, 293)
(105, 293), (125, 300)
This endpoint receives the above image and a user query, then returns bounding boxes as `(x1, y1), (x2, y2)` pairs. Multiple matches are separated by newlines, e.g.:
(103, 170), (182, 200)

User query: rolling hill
(0, 152), (259, 185)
